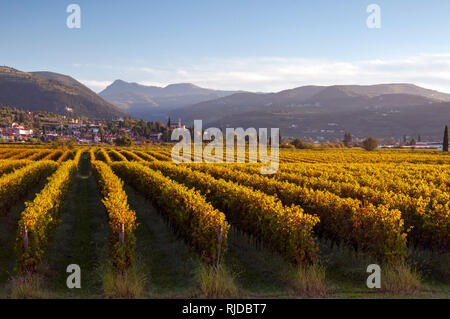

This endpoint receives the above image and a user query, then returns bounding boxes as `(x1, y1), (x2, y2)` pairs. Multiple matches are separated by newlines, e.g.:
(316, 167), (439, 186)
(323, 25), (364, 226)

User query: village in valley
(0, 105), (187, 145)
(0, 105), (446, 150)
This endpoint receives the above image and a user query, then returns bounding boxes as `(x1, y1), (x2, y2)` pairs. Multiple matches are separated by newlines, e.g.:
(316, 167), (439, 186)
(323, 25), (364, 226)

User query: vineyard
(0, 145), (448, 298)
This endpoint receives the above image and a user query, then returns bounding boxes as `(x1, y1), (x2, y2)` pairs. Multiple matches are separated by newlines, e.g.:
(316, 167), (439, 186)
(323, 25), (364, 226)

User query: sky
(1, 0), (450, 93)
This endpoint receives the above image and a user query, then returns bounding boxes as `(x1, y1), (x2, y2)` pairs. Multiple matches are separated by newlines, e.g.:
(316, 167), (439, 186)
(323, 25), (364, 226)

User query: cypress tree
(343, 132), (352, 147)
(444, 125), (449, 152)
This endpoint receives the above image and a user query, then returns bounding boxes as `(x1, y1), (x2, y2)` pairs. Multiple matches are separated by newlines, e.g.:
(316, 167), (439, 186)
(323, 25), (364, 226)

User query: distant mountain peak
(112, 79), (128, 85)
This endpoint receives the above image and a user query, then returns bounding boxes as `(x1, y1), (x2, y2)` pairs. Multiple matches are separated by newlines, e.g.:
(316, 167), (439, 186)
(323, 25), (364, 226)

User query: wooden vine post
(216, 224), (223, 268)
(23, 224), (28, 252)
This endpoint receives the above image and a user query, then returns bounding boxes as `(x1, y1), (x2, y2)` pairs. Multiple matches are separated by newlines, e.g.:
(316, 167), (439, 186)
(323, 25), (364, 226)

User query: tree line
(288, 125), (449, 152)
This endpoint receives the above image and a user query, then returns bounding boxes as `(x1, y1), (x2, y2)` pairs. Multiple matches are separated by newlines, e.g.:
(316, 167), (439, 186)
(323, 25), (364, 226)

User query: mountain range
(1, 66), (449, 139)
(99, 80), (240, 121)
(168, 83), (450, 139)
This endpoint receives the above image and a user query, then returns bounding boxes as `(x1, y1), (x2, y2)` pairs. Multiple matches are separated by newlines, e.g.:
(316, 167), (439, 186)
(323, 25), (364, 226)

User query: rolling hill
(169, 83), (450, 139)
(0, 66), (126, 119)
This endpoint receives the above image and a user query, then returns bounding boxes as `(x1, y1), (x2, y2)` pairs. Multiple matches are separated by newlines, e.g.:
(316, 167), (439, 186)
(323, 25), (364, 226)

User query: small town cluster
(0, 106), (186, 145)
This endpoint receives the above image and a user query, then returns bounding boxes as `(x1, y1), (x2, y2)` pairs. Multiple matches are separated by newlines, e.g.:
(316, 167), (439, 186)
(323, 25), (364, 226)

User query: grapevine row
(182, 163), (407, 262)
(91, 160), (137, 270)
(16, 160), (78, 272)
(0, 160), (31, 177)
(221, 163), (448, 249)
(111, 162), (229, 264)
(142, 161), (319, 264)
(0, 161), (58, 215)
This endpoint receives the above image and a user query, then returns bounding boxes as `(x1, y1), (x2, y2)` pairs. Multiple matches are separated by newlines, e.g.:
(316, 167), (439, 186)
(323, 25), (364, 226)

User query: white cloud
(79, 80), (112, 91)
(138, 81), (172, 87)
(81, 54), (450, 93)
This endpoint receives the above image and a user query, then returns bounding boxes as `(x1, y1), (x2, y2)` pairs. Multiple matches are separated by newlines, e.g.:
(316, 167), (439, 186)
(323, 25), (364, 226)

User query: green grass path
(43, 153), (109, 298)
(123, 184), (201, 297)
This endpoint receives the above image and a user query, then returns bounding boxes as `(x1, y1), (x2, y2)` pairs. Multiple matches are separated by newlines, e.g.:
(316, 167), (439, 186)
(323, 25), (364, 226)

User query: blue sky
(1, 0), (450, 92)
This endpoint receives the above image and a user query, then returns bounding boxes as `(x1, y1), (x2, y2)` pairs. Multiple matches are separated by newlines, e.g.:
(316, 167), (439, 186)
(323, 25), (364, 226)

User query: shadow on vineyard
(123, 184), (308, 298)
(123, 183), (202, 297)
(223, 227), (293, 296)
(317, 239), (450, 298)
(407, 248), (450, 287)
